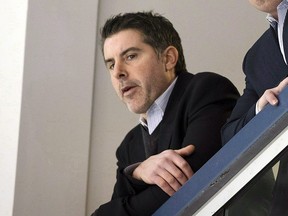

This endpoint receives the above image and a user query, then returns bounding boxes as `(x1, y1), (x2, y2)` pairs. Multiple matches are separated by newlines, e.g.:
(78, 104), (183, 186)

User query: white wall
(87, 0), (268, 214)
(0, 1), (28, 216)
(2, 0), (269, 216)
(13, 0), (98, 216)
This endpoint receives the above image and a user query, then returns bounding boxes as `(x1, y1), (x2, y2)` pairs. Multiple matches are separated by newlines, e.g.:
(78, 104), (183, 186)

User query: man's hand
(257, 77), (288, 112)
(132, 145), (195, 196)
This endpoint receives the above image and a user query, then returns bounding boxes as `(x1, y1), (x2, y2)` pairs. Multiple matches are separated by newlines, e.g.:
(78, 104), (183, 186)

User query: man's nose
(113, 61), (128, 79)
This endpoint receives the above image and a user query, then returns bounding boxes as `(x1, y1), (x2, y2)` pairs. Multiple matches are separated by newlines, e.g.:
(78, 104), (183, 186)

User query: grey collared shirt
(140, 77), (178, 134)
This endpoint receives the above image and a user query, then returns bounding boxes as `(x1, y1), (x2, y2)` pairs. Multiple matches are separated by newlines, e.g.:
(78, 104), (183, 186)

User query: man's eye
(126, 54), (136, 61)
(108, 63), (114, 70)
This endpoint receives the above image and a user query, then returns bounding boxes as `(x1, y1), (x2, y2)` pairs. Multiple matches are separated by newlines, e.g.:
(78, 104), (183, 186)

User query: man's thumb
(174, 145), (195, 156)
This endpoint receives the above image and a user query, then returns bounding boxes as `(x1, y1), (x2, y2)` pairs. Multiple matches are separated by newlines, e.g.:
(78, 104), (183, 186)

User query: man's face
(249, 0), (282, 17)
(103, 29), (175, 114)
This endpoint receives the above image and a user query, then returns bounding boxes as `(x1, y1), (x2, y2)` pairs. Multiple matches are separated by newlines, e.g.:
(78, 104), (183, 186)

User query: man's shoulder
(179, 71), (229, 80)
(173, 71), (239, 105)
(118, 124), (143, 149)
(122, 124), (142, 142)
(116, 124), (143, 159)
(181, 71), (234, 87)
(247, 27), (273, 52)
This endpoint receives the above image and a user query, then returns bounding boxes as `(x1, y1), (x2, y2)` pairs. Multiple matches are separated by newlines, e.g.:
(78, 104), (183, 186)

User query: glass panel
(224, 149), (288, 216)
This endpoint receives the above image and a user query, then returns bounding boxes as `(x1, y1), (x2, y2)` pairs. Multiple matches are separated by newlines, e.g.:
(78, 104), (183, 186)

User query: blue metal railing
(153, 88), (288, 216)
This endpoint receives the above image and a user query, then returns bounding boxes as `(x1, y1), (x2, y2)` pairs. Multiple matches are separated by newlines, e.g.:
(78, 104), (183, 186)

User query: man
(93, 11), (239, 216)
(222, 0), (288, 215)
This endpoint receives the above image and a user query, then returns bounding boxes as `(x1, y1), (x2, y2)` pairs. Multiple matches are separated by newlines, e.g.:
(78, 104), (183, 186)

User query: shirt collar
(153, 77), (177, 114)
(139, 77), (178, 132)
(266, 0), (288, 28)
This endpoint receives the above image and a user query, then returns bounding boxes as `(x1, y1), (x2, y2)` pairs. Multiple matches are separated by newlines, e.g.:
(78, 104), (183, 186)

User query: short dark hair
(100, 11), (187, 73)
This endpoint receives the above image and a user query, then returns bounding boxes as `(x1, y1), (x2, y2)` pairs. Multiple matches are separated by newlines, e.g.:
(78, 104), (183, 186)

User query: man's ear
(163, 46), (179, 71)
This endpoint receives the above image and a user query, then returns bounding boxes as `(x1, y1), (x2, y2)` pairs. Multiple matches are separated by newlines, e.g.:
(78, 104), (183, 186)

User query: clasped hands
(257, 77), (288, 112)
(132, 145), (195, 196)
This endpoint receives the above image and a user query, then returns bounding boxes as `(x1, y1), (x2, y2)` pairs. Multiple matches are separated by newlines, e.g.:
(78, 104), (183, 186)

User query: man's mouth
(121, 85), (136, 96)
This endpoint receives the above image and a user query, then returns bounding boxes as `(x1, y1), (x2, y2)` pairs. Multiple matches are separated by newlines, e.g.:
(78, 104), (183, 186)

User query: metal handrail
(153, 88), (288, 216)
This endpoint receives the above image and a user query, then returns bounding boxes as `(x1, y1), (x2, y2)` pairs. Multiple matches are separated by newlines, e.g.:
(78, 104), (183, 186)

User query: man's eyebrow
(120, 47), (141, 57)
(104, 47), (142, 65)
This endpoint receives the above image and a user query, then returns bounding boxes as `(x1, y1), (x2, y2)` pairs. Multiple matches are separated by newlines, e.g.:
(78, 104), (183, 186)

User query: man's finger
(278, 77), (288, 92)
(154, 176), (176, 196)
(164, 162), (189, 185)
(174, 144), (195, 156)
(157, 168), (182, 192)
